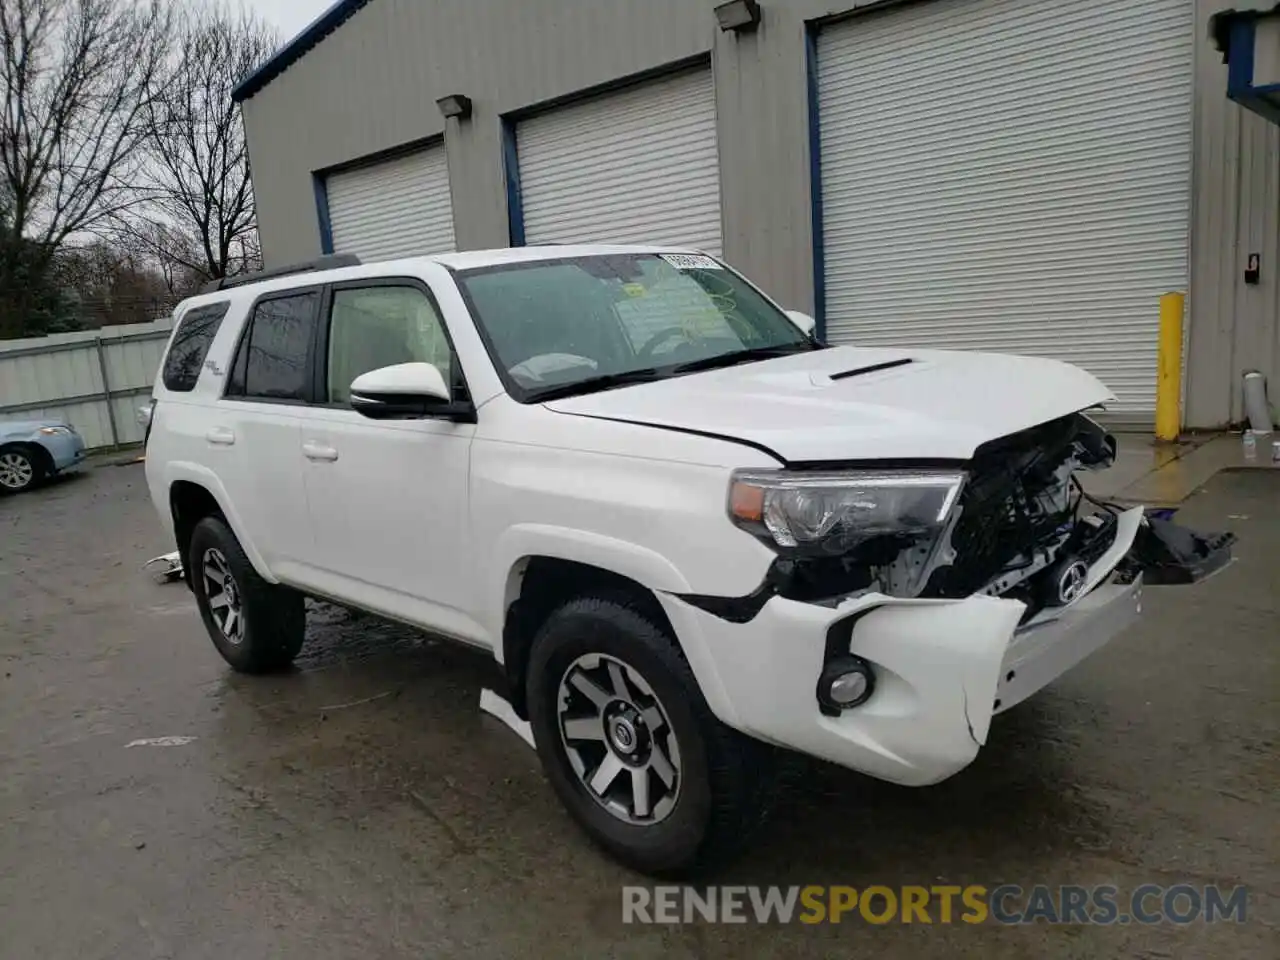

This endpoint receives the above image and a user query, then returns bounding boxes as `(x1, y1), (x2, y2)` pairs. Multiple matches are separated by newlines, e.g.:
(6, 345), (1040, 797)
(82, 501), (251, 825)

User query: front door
(298, 281), (482, 644)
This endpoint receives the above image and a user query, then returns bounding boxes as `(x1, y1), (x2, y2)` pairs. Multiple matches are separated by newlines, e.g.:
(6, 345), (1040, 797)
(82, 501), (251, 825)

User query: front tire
(188, 516), (304, 673)
(526, 595), (775, 877)
(0, 447), (42, 494)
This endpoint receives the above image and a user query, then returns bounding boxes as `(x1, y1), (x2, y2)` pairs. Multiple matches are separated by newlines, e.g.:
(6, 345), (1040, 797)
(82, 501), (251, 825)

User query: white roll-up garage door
(517, 69), (722, 255)
(817, 0), (1192, 416)
(326, 146), (455, 261)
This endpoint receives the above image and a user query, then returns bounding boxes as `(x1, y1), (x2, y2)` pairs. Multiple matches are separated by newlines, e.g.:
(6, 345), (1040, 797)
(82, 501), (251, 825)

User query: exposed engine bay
(772, 414), (1124, 618)
(909, 413), (1119, 609)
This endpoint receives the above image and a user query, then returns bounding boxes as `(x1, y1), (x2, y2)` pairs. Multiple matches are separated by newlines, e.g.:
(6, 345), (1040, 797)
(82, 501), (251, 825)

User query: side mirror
(350, 362), (461, 420)
(786, 310), (817, 337)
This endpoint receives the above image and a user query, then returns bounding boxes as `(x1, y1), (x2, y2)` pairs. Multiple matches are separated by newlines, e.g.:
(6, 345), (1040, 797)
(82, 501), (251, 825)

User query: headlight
(728, 469), (966, 555)
(38, 426), (72, 437)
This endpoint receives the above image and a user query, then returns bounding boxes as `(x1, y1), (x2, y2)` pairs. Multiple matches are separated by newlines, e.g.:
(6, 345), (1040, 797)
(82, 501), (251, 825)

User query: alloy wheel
(0, 452), (34, 490)
(556, 653), (682, 824)
(203, 548), (244, 644)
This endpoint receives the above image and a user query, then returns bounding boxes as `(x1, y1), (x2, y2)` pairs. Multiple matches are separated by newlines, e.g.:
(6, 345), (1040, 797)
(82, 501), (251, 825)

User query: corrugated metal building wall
(1189, 0), (1280, 427)
(815, 0), (1193, 417)
(0, 320), (174, 449)
(238, 0), (1279, 429)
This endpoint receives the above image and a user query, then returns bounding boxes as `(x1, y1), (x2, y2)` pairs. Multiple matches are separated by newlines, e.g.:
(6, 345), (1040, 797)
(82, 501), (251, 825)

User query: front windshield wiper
(527, 368), (667, 403)
(670, 342), (823, 376)
(529, 343), (825, 402)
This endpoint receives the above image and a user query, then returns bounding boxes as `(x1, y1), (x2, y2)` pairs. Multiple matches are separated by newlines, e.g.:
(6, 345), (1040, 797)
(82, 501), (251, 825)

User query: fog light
(817, 656), (874, 712)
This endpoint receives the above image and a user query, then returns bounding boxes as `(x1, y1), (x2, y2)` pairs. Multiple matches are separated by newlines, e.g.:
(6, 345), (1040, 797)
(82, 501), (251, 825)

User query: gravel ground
(0, 462), (1275, 958)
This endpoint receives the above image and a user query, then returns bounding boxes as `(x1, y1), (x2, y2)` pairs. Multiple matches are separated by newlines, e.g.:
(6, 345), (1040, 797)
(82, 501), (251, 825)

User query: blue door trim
(313, 173), (335, 255)
(502, 117), (526, 247)
(805, 25), (828, 342)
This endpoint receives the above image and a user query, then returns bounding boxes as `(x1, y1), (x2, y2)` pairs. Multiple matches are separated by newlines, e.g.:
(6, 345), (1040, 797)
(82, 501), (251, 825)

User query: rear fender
(161, 462), (276, 583)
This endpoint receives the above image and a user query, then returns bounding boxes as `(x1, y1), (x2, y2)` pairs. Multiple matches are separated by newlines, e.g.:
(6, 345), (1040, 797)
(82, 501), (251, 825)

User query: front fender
(486, 523), (743, 727)
(488, 524), (692, 645)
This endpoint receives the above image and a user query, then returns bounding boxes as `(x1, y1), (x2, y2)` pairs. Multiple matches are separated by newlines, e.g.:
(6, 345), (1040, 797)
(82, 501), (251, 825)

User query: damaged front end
(719, 413), (1235, 615)
(676, 413), (1236, 785)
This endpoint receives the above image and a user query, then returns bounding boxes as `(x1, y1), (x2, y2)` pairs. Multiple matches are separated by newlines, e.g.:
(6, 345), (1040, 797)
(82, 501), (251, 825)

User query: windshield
(455, 253), (818, 402)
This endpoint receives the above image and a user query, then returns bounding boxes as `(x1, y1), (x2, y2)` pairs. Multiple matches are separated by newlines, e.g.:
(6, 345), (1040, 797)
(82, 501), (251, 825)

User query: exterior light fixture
(714, 0), (761, 33)
(436, 94), (473, 120)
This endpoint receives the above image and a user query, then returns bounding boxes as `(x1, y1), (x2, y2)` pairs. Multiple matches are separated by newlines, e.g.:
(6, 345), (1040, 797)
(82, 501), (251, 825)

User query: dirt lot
(0, 461), (1275, 958)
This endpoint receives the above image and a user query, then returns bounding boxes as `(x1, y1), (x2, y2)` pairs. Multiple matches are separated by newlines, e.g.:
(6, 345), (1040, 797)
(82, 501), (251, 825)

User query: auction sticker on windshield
(660, 254), (723, 270)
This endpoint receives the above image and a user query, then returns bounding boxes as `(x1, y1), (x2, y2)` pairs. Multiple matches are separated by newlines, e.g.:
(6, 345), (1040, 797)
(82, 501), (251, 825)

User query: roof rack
(201, 254), (362, 294)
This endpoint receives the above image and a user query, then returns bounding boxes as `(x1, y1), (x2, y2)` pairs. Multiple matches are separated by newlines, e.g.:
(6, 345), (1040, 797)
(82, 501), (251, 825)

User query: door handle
(302, 441), (339, 463)
(206, 427), (236, 446)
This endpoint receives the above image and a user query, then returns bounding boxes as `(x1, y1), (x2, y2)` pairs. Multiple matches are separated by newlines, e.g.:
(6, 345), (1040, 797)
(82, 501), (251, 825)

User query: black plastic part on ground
(1130, 513), (1237, 585)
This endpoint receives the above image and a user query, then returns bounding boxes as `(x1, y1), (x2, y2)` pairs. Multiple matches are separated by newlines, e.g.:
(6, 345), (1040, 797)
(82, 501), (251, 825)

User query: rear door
(216, 288), (322, 580)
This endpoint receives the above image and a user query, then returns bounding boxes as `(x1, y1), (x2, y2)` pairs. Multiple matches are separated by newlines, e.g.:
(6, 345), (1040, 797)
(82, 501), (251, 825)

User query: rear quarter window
(163, 302), (231, 392)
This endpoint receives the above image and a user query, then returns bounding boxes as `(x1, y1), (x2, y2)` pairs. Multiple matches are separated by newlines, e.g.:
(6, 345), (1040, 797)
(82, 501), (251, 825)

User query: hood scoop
(826, 358), (915, 382)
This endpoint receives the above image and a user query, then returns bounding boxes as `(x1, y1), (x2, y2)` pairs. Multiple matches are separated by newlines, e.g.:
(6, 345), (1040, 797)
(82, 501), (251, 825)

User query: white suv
(144, 245), (1226, 876)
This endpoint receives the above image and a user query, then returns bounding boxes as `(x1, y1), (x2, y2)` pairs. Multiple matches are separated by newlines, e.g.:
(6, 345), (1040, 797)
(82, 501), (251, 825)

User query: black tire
(0, 445), (44, 495)
(188, 516), (304, 674)
(526, 595), (775, 877)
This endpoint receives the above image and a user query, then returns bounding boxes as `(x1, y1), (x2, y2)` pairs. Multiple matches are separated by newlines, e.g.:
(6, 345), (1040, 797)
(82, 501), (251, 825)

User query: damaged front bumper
(993, 577), (1141, 717)
(665, 507), (1230, 787)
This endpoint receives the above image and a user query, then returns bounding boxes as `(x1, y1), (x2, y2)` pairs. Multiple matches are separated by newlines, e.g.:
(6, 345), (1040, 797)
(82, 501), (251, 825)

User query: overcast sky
(245, 0), (334, 42)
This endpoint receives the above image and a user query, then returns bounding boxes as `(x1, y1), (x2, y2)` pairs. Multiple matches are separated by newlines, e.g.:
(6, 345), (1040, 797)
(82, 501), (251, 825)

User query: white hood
(545, 346), (1114, 463)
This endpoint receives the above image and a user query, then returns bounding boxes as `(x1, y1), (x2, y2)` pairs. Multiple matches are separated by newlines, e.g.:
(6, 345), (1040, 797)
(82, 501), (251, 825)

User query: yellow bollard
(1155, 292), (1185, 442)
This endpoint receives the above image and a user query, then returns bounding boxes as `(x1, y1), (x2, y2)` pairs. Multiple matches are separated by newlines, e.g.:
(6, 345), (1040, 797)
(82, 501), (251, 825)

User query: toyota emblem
(1057, 561), (1089, 605)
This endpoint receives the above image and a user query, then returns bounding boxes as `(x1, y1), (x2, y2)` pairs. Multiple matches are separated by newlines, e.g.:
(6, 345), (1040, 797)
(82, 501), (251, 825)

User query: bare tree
(131, 3), (276, 284)
(119, 216), (203, 294)
(57, 238), (174, 326)
(0, 0), (171, 338)
(0, 0), (171, 251)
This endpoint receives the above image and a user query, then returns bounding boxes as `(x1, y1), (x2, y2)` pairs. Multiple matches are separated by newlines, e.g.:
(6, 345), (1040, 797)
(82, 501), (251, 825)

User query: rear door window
(227, 291), (320, 401)
(162, 302), (230, 392)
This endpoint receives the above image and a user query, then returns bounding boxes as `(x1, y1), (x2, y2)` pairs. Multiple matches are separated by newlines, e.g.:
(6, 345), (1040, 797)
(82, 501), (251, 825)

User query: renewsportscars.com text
(622, 884), (1249, 926)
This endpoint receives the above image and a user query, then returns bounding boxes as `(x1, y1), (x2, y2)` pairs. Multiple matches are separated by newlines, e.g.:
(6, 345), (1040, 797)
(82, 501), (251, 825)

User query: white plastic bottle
(1243, 430), (1258, 462)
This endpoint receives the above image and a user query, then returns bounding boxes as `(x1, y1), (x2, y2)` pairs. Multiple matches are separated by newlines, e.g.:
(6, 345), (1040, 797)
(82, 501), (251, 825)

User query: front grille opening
(921, 415), (1095, 599)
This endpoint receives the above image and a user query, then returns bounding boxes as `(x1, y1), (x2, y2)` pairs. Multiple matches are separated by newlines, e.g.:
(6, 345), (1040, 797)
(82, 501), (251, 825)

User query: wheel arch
(488, 524), (741, 724)
(0, 441), (52, 484)
(501, 555), (680, 720)
(163, 465), (275, 587)
(169, 480), (225, 589)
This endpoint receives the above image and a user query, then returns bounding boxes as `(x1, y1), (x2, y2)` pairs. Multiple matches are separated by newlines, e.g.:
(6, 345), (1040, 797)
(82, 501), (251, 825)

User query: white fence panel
(0, 319), (176, 450)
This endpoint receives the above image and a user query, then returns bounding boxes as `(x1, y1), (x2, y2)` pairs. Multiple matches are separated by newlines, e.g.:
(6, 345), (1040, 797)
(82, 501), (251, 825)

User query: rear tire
(0, 446), (43, 494)
(526, 595), (775, 877)
(188, 516), (304, 673)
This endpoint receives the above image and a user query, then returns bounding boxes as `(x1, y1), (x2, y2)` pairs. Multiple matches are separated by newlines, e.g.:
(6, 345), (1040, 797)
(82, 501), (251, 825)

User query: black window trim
(312, 275), (476, 418)
(163, 300), (232, 393)
(222, 284), (326, 406)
